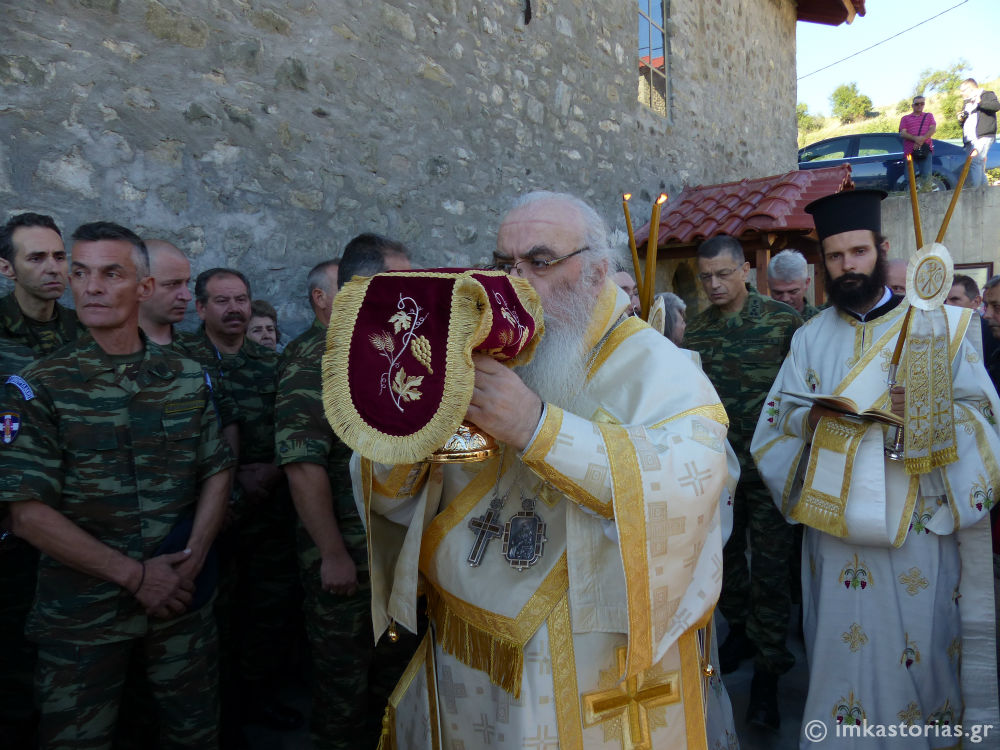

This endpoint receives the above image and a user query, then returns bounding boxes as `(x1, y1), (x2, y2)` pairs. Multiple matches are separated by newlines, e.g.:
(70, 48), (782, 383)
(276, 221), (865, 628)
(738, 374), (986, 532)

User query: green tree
(797, 102), (822, 134)
(830, 83), (873, 124)
(913, 60), (970, 96)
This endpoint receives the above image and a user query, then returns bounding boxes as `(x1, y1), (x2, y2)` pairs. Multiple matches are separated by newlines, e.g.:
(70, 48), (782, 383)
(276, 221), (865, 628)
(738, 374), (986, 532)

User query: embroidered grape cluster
(411, 335), (433, 374)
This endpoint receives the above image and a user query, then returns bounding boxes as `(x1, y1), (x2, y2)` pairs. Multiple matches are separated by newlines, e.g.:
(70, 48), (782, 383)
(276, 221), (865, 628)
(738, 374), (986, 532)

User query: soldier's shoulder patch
(1, 411), (21, 445)
(4, 375), (34, 401)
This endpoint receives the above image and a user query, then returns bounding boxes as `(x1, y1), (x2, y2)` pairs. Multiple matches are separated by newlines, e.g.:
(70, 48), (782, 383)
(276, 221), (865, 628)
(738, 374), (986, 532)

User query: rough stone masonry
(0, 0), (797, 335)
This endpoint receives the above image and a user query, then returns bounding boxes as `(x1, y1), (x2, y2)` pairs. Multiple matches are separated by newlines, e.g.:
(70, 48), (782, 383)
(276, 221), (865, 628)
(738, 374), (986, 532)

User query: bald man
(140, 240), (194, 344)
(612, 270), (641, 314)
(886, 258), (907, 296)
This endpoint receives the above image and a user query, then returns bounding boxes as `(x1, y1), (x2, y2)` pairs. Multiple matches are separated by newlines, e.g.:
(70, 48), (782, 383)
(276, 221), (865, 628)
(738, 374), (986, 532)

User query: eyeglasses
(697, 267), (742, 283)
(491, 246), (590, 277)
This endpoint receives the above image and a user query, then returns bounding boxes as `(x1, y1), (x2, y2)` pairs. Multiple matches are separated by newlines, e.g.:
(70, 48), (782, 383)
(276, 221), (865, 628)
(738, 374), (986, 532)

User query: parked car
(798, 133), (971, 191)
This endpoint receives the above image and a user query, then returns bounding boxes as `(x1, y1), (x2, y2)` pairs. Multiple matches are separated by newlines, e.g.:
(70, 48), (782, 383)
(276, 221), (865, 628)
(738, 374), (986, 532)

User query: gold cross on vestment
(581, 646), (680, 750)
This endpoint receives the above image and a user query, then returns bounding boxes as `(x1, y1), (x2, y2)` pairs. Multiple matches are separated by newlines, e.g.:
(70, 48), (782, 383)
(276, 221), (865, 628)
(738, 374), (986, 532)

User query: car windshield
(799, 139), (848, 162)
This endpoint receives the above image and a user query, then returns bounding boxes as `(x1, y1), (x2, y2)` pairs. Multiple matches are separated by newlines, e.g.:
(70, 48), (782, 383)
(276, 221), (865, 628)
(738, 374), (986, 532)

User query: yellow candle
(935, 149), (976, 244)
(622, 194), (643, 289)
(641, 193), (668, 319)
(905, 155), (923, 249)
(890, 307), (913, 367)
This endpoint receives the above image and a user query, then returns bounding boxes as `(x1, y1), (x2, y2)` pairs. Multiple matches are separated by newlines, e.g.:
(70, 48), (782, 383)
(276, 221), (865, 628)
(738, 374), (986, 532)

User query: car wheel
(929, 174), (950, 192)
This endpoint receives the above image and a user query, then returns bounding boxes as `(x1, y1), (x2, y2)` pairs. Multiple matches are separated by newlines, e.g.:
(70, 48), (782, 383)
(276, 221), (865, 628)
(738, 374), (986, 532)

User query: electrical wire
(798, 0), (969, 81)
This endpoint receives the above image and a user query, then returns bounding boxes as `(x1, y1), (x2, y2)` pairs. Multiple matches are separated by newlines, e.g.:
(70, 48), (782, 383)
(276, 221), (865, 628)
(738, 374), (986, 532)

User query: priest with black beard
(751, 189), (1000, 747)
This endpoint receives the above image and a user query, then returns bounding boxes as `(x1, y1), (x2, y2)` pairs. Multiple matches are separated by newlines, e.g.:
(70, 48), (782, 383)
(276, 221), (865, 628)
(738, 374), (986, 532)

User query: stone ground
(244, 611), (811, 750)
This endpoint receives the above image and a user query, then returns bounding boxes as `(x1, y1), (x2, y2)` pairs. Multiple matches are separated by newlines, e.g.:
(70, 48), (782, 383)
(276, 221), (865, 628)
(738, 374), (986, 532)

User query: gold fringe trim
(377, 706), (395, 750)
(425, 584), (526, 699)
(789, 494), (849, 537)
(904, 444), (959, 476)
(322, 271), (516, 465)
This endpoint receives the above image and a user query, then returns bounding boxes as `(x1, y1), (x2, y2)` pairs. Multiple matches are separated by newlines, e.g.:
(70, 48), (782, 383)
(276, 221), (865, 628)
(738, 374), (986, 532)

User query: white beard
(516, 276), (598, 409)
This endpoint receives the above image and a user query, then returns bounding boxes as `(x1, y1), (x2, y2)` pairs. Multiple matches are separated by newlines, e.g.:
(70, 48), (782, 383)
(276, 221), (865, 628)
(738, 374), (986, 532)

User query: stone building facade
(1, 0), (798, 334)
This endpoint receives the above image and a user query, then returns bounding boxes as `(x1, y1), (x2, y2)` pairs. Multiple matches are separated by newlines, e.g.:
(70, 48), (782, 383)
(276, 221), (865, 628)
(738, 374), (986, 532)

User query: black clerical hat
(804, 189), (887, 242)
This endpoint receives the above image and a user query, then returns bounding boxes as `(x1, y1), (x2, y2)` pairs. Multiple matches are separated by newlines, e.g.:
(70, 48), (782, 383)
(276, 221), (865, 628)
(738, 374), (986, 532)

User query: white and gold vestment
(354, 282), (738, 750)
(751, 301), (1000, 749)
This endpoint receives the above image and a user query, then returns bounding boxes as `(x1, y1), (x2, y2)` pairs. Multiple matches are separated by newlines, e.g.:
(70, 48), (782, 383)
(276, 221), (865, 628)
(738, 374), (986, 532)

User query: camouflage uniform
(0, 294), (81, 747)
(275, 318), (420, 749)
(0, 332), (234, 749)
(177, 327), (298, 728)
(685, 285), (802, 675)
(0, 293), (81, 356)
(801, 302), (821, 321)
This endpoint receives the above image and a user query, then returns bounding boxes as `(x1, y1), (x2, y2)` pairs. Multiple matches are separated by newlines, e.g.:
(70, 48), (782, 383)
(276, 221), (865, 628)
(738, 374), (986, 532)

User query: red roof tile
(797, 0), (867, 26)
(634, 165), (853, 248)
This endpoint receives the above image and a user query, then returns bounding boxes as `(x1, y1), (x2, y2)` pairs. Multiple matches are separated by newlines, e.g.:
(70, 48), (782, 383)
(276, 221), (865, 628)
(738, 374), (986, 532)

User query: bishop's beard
(515, 274), (599, 409)
(826, 252), (889, 312)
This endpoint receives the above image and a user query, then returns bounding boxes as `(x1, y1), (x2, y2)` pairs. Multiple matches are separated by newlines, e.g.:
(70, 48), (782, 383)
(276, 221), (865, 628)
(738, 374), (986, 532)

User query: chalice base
(427, 421), (497, 463)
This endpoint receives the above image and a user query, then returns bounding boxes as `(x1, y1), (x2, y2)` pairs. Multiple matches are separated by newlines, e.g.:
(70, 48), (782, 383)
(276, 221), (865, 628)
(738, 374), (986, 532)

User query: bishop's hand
(466, 354), (543, 452)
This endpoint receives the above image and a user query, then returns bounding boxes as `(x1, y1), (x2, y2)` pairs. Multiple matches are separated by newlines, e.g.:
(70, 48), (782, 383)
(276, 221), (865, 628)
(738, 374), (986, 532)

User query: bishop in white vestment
(751, 189), (1000, 749)
(354, 192), (740, 750)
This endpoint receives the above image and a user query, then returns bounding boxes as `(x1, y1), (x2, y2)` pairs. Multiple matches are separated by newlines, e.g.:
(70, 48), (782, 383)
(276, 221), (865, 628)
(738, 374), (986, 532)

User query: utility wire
(798, 0), (968, 81)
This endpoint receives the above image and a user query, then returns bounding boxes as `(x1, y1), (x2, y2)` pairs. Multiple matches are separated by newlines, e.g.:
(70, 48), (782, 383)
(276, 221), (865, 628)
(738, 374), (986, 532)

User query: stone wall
(0, 0), (798, 335)
(883, 188), (1000, 275)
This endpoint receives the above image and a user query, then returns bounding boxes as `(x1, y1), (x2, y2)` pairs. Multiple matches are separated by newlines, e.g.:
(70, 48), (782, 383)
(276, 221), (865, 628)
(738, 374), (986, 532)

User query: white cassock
(352, 282), (741, 750)
(750, 300), (1000, 749)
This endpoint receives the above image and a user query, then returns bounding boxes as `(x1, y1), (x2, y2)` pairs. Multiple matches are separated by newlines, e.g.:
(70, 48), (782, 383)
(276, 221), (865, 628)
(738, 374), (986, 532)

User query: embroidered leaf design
(389, 311), (412, 333)
(369, 331), (395, 354)
(410, 335), (433, 374)
(392, 367), (424, 403)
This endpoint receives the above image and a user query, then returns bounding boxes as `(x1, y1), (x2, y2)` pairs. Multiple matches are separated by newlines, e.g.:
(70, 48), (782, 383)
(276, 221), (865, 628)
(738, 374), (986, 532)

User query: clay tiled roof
(634, 164), (853, 249)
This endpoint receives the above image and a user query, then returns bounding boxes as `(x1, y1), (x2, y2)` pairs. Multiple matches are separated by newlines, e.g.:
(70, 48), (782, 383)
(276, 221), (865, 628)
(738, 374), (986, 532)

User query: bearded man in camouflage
(0, 222), (234, 749)
(684, 233), (802, 730)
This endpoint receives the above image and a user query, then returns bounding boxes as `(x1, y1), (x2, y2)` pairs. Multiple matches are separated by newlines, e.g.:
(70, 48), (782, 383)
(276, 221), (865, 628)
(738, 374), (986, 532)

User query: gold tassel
(377, 704), (395, 750)
(425, 585), (525, 699)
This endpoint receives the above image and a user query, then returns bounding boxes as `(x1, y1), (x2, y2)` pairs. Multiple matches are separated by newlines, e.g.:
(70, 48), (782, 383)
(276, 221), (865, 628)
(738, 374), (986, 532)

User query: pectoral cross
(467, 494), (505, 567)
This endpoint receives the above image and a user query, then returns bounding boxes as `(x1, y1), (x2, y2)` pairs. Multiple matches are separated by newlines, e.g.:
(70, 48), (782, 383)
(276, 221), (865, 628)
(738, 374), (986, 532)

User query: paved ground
(245, 612), (812, 750)
(719, 611), (810, 750)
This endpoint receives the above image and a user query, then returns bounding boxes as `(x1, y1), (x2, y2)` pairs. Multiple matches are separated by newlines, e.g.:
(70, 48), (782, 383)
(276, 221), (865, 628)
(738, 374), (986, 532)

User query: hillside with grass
(797, 74), (1000, 148)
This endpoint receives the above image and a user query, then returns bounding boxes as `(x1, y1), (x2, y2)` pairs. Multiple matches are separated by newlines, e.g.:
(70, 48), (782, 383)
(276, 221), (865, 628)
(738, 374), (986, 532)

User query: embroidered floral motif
(479, 291), (530, 359)
(879, 346), (892, 372)
(839, 554), (873, 590)
(805, 369), (821, 392)
(971, 475), (995, 512)
(371, 295), (430, 412)
(765, 396), (781, 426)
(832, 691), (866, 726)
(909, 499), (933, 535)
(946, 638), (961, 664)
(897, 701), (921, 726)
(900, 633), (920, 668)
(841, 623), (868, 652)
(898, 567), (929, 596)
(979, 399), (996, 425)
(927, 699), (955, 726)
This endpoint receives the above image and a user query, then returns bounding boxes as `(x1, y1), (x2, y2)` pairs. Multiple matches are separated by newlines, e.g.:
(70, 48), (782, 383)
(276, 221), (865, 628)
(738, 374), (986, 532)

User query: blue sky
(796, 0), (997, 117)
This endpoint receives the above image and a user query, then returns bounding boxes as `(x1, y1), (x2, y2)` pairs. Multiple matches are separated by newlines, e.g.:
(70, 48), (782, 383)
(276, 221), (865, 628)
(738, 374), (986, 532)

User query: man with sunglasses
(358, 191), (740, 748)
(899, 96), (936, 191)
(684, 234), (802, 730)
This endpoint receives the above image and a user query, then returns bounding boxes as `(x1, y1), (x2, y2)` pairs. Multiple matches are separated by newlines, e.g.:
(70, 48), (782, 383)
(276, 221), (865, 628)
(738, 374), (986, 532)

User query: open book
(779, 390), (902, 427)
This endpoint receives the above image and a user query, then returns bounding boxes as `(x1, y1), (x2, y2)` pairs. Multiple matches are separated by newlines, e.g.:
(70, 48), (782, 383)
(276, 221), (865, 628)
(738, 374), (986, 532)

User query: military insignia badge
(1, 412), (21, 445)
(5, 375), (34, 401)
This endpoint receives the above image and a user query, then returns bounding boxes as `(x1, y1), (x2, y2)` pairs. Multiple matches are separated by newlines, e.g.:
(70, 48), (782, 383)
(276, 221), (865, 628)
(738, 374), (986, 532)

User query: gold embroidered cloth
(323, 269), (543, 465)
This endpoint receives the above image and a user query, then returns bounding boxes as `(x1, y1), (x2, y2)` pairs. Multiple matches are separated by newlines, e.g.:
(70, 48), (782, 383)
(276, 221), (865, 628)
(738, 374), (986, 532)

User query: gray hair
(306, 259), (339, 300)
(984, 274), (1000, 294)
(657, 292), (686, 337)
(508, 191), (617, 280)
(768, 249), (809, 282)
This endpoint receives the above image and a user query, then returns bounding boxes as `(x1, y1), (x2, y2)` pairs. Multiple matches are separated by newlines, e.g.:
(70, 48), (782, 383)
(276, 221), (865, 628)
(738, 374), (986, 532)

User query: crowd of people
(0, 183), (998, 750)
